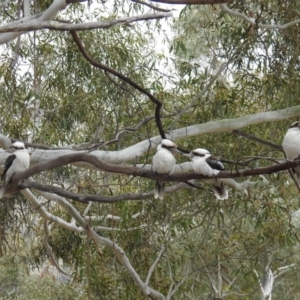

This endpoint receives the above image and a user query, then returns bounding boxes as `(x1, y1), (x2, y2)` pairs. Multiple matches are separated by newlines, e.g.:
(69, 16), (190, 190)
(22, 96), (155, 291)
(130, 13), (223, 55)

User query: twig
(132, 0), (171, 12)
(231, 129), (282, 151)
(220, 4), (300, 30)
(43, 219), (70, 275)
(145, 245), (165, 286)
(70, 30), (166, 140)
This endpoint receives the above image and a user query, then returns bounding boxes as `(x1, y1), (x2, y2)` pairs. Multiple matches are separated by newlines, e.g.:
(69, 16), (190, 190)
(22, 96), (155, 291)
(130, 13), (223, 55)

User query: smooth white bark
(0, 13), (173, 34)
(254, 263), (296, 300)
(0, 0), (66, 44)
(0, 106), (298, 167)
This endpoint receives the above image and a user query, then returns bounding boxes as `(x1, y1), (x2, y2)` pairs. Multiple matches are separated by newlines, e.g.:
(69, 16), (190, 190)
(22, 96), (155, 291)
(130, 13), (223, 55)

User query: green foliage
(1, 0), (300, 298)
(0, 256), (79, 299)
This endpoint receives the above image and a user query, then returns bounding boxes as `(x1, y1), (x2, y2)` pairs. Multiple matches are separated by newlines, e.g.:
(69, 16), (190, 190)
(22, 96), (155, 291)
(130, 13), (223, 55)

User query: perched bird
(152, 139), (177, 200)
(0, 142), (30, 198)
(282, 121), (300, 182)
(186, 148), (228, 200)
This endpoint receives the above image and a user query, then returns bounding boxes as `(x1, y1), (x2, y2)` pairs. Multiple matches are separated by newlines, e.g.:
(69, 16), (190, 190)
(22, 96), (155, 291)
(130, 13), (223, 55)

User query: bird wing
(206, 156), (225, 171)
(211, 179), (228, 200)
(2, 155), (16, 180)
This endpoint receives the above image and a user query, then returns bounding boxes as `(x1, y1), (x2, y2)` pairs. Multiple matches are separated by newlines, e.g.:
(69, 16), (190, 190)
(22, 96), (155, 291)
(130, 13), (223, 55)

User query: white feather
(282, 122), (300, 180)
(1, 142), (30, 198)
(283, 125), (300, 161)
(190, 148), (220, 177)
(152, 140), (176, 199)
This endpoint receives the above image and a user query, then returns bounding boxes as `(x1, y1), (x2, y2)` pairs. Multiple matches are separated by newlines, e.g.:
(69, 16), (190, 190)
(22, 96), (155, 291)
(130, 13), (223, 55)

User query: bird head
(184, 148), (211, 159)
(289, 121), (300, 129)
(157, 139), (177, 152)
(11, 142), (26, 150)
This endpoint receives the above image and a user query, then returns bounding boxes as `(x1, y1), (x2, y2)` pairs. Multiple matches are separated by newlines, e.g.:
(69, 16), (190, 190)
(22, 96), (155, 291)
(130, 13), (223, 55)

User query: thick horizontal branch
(172, 105), (300, 140)
(11, 153), (298, 183)
(7, 153), (299, 199)
(0, 13), (172, 33)
(1, 106), (299, 167)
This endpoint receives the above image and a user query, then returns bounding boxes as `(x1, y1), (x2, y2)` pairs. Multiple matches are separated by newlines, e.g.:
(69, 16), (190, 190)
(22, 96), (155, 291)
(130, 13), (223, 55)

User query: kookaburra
(152, 139), (177, 200)
(282, 121), (300, 182)
(0, 141), (30, 198)
(186, 148), (228, 200)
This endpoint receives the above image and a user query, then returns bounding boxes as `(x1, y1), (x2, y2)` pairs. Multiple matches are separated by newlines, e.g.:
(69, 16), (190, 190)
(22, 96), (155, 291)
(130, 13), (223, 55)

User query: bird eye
(290, 122), (300, 128)
(194, 153), (205, 157)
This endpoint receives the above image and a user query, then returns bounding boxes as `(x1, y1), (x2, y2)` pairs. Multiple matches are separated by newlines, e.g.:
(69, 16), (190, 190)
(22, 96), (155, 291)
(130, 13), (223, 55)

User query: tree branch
(6, 152), (298, 202)
(70, 30), (183, 148)
(151, 0), (230, 4)
(31, 186), (166, 299)
(11, 153), (300, 184)
(146, 245), (165, 286)
(172, 105), (300, 140)
(43, 219), (70, 276)
(231, 129), (282, 151)
(220, 4), (300, 30)
(1, 106), (298, 167)
(132, 0), (171, 12)
(19, 180), (186, 203)
(0, 13), (172, 33)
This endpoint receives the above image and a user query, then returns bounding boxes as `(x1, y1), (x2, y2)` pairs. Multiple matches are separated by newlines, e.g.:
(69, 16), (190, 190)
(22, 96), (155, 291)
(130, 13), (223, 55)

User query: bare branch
(11, 153), (300, 185)
(172, 105), (300, 140)
(167, 267), (190, 300)
(146, 245), (165, 286)
(43, 219), (70, 276)
(66, 0), (87, 3)
(19, 180), (186, 203)
(220, 4), (300, 30)
(21, 188), (82, 232)
(231, 129), (282, 151)
(6, 152), (297, 202)
(132, 0), (171, 12)
(274, 264), (296, 279)
(0, 105), (298, 167)
(0, 13), (172, 33)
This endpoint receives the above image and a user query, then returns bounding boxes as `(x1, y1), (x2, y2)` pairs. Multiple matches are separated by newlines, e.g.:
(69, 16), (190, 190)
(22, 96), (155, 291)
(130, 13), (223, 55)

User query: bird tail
(294, 166), (300, 183)
(296, 171), (300, 184)
(0, 187), (5, 199)
(154, 181), (165, 200)
(212, 180), (228, 200)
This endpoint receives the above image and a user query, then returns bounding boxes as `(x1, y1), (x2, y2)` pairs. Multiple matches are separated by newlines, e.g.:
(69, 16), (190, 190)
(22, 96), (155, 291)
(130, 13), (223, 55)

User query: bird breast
(152, 149), (176, 174)
(283, 129), (300, 160)
(5, 151), (30, 183)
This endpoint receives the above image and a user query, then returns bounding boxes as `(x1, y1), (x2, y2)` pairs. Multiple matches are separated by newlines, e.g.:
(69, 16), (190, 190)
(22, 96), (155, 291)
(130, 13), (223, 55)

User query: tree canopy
(0, 0), (300, 299)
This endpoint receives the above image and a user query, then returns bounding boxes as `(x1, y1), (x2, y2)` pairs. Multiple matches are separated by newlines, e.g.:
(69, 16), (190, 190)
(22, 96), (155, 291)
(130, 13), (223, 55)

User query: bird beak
(182, 152), (192, 158)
